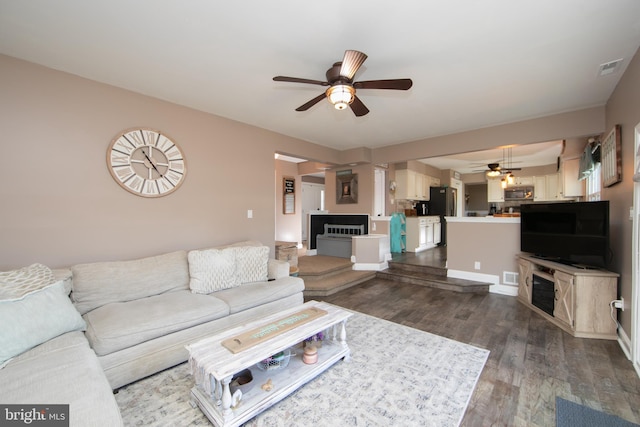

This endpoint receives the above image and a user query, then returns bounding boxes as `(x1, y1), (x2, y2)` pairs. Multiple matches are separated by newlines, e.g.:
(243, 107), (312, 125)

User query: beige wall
(324, 164), (375, 215)
(604, 46), (640, 334)
(0, 55), (333, 269)
(447, 220), (521, 281)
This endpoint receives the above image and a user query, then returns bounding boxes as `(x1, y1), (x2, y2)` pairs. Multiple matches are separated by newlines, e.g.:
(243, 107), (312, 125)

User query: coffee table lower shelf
(190, 340), (350, 427)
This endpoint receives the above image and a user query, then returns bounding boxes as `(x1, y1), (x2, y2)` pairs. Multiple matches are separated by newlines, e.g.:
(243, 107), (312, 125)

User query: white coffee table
(187, 300), (352, 427)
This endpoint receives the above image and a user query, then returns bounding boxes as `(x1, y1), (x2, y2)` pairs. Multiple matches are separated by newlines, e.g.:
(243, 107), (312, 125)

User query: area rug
(556, 397), (640, 427)
(115, 311), (490, 426)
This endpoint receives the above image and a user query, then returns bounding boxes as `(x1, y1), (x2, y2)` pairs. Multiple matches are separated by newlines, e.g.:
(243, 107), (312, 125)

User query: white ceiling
(421, 140), (565, 174)
(1, 1), (639, 153)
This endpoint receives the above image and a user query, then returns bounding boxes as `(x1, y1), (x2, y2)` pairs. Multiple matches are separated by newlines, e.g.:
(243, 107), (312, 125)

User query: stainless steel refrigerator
(429, 186), (457, 246)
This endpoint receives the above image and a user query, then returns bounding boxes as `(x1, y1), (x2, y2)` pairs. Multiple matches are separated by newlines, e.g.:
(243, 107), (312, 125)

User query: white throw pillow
(0, 263), (56, 301)
(188, 248), (239, 294)
(234, 245), (269, 284)
(0, 280), (87, 368)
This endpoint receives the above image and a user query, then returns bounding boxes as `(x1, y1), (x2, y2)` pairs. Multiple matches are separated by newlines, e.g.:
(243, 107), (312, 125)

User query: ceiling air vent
(598, 59), (623, 77)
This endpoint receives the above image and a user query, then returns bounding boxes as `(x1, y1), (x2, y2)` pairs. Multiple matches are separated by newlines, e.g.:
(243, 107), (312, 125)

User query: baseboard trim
(618, 325), (632, 360)
(352, 261), (389, 271)
(490, 284), (519, 296)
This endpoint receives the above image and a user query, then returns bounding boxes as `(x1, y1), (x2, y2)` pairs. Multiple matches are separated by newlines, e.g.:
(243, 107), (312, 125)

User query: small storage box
(275, 241), (298, 267)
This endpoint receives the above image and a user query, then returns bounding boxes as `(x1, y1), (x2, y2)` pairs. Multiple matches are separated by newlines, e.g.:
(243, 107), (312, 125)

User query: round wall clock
(107, 128), (187, 197)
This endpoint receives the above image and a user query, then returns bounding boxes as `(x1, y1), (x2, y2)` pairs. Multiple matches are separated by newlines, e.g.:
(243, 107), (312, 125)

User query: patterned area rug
(115, 311), (489, 426)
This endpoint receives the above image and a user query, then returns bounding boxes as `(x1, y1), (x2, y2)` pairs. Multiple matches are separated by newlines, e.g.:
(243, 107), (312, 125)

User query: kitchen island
(445, 216), (521, 295)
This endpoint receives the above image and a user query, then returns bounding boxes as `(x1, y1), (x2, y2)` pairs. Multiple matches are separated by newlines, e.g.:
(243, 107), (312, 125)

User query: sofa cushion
(0, 331), (123, 426)
(0, 263), (56, 300)
(83, 290), (230, 356)
(188, 247), (239, 294)
(234, 245), (269, 284)
(0, 280), (86, 367)
(71, 250), (189, 315)
(213, 276), (305, 314)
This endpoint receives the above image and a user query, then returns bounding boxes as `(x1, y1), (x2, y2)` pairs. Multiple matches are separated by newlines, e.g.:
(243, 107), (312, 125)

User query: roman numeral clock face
(107, 128), (187, 197)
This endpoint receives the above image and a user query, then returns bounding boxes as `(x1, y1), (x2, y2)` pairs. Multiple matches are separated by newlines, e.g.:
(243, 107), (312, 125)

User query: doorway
(374, 168), (386, 217)
(302, 182), (325, 241)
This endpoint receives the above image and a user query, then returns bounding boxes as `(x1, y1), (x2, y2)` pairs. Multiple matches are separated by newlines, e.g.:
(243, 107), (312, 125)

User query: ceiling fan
(273, 50), (413, 117)
(472, 162), (522, 176)
(472, 146), (523, 176)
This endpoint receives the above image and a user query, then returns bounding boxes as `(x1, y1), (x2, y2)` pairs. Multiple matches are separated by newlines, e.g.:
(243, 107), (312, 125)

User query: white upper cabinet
(561, 158), (585, 198)
(395, 169), (438, 201)
(487, 178), (504, 202)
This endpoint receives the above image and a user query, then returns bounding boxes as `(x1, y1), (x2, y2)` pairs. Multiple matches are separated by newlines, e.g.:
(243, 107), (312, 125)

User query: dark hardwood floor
(311, 278), (640, 426)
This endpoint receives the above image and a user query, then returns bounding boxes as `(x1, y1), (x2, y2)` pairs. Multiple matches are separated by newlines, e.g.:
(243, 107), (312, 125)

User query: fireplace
(531, 273), (555, 316)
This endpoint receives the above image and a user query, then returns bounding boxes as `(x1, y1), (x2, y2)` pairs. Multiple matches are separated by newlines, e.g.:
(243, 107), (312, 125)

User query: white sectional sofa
(0, 241), (304, 426)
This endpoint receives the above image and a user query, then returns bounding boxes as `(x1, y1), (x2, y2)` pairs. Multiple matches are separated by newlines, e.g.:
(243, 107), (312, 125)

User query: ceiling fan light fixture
(507, 173), (515, 184)
(326, 84), (355, 110)
(486, 170), (501, 178)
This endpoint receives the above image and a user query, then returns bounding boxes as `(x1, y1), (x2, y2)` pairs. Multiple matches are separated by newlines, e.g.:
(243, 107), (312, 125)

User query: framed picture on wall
(283, 177), (295, 214)
(602, 124), (622, 187)
(336, 171), (358, 204)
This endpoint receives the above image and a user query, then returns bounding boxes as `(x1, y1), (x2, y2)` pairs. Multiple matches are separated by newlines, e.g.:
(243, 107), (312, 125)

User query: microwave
(504, 186), (534, 201)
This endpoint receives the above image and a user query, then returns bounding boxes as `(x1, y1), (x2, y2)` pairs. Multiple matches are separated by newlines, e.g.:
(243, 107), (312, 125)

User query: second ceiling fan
(273, 50), (412, 117)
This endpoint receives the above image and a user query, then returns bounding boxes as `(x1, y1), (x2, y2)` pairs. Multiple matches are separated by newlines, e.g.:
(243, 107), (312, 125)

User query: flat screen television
(520, 201), (610, 268)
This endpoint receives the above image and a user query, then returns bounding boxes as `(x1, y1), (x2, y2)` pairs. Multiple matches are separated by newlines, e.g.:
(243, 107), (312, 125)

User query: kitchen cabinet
(534, 173), (561, 201)
(546, 173), (561, 200)
(395, 170), (435, 201)
(395, 170), (415, 200)
(416, 173), (425, 200)
(561, 158), (585, 198)
(513, 176), (534, 186)
(433, 221), (442, 245)
(534, 176), (546, 201)
(487, 178), (504, 202)
(406, 216), (440, 252)
(516, 254), (618, 339)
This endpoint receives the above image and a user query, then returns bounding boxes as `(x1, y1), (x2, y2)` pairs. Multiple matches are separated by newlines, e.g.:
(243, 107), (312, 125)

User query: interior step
(376, 269), (490, 293)
(295, 248), (488, 296)
(387, 260), (447, 277)
(297, 255), (376, 297)
(297, 255), (353, 277)
(303, 269), (377, 297)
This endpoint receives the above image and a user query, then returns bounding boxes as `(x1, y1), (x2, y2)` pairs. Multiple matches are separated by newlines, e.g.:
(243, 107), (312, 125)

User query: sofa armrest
(268, 259), (290, 280)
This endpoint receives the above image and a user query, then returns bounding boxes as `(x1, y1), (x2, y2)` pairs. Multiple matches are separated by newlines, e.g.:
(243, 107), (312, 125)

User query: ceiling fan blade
(340, 50), (368, 80)
(295, 93), (327, 112)
(273, 76), (329, 86)
(350, 95), (370, 117)
(354, 79), (413, 90)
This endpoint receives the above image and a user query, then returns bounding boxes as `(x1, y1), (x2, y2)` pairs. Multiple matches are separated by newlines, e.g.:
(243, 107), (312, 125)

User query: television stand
(517, 254), (619, 340)
(571, 263), (600, 270)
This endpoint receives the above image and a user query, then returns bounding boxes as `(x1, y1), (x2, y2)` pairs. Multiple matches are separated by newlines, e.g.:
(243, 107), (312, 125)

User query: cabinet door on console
(517, 258), (533, 303)
(554, 271), (575, 328)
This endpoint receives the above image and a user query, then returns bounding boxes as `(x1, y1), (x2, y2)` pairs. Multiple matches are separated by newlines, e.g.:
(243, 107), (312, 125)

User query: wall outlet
(247, 209), (253, 219)
(614, 297), (625, 311)
(474, 261), (481, 270)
